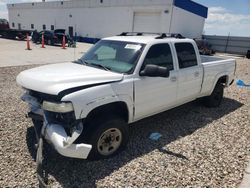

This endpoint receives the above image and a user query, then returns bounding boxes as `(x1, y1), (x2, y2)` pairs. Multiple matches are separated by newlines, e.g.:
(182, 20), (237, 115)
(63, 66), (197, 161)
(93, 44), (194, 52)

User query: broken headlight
(42, 101), (74, 113)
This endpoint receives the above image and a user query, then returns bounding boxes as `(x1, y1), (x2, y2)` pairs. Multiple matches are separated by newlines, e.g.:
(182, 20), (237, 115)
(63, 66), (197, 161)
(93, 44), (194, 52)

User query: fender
(61, 82), (134, 122)
(85, 94), (133, 122)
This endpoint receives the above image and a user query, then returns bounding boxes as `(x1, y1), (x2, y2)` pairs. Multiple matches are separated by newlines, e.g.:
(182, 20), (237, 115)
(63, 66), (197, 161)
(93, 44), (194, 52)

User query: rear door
(134, 43), (178, 120)
(174, 42), (203, 103)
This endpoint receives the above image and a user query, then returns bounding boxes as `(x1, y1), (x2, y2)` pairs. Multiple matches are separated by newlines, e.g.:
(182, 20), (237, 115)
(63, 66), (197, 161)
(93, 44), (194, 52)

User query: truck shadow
(26, 97), (243, 187)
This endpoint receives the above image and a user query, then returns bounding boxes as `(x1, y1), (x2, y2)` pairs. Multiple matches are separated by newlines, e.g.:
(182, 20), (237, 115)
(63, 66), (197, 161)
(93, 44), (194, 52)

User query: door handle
(194, 71), (200, 77)
(170, 76), (177, 82)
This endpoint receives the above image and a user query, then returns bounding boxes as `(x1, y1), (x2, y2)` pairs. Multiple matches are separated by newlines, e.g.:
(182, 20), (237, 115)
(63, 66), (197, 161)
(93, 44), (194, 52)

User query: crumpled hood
(16, 62), (124, 95)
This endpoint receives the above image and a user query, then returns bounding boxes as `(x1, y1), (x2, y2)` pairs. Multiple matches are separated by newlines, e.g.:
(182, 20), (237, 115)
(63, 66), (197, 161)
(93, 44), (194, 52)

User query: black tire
(204, 82), (224, 107)
(82, 116), (129, 160)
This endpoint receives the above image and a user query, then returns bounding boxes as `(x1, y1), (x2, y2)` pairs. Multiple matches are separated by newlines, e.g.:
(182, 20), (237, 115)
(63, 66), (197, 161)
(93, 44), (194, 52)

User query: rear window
(175, 43), (197, 69)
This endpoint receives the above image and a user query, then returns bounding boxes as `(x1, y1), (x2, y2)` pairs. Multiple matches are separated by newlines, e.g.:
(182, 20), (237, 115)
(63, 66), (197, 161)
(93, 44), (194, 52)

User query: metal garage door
(133, 12), (161, 33)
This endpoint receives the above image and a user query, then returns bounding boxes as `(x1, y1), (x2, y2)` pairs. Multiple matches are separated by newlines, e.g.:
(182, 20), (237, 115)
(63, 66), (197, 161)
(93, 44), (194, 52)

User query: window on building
(143, 43), (174, 71)
(42, 24), (46, 30)
(31, 24), (34, 29)
(51, 25), (54, 30)
(100, 0), (103, 3)
(12, 22), (15, 28)
(61, 2), (63, 5)
(175, 43), (198, 69)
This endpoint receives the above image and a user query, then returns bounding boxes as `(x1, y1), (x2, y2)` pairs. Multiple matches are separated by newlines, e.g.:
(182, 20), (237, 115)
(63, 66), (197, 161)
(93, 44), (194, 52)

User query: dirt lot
(0, 39), (249, 187)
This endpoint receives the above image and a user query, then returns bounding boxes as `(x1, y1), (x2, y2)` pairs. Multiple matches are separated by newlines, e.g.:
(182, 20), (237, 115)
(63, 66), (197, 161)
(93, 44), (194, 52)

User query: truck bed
(200, 55), (231, 63)
(199, 55), (236, 97)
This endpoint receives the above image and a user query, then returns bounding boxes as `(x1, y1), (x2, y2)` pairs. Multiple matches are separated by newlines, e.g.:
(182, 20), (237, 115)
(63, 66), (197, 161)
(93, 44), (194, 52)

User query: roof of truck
(104, 33), (195, 44)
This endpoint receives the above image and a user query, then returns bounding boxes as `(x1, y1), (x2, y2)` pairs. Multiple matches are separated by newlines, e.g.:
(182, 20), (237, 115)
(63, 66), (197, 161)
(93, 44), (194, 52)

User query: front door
(134, 43), (178, 120)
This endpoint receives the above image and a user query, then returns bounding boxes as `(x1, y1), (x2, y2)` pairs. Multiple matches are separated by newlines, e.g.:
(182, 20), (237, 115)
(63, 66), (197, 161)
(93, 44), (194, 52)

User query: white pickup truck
(17, 33), (236, 160)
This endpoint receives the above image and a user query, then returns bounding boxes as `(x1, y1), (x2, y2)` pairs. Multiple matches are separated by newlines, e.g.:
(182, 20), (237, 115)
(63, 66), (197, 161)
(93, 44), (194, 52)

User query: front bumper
(22, 92), (92, 159)
(44, 123), (92, 159)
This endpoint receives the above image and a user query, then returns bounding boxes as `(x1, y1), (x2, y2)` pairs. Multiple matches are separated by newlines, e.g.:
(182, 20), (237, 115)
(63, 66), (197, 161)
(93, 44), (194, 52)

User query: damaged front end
(22, 90), (92, 159)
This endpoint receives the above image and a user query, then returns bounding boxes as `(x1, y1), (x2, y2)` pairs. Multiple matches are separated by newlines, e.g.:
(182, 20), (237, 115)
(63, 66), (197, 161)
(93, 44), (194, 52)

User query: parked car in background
(194, 38), (215, 55)
(0, 18), (31, 40)
(32, 29), (72, 46)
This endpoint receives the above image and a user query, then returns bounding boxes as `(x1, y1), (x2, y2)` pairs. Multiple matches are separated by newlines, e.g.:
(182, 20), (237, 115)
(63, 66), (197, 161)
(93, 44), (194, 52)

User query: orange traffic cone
(26, 33), (31, 50)
(41, 33), (45, 48)
(62, 34), (66, 49)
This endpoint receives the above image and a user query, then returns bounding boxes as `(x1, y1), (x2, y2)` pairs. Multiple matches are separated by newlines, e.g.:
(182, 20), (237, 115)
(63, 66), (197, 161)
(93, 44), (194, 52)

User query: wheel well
(217, 75), (228, 86)
(85, 102), (129, 124)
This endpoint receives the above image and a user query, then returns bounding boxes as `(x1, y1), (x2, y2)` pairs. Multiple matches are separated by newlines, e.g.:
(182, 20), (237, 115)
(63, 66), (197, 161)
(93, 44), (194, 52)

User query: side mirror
(140, 64), (170, 78)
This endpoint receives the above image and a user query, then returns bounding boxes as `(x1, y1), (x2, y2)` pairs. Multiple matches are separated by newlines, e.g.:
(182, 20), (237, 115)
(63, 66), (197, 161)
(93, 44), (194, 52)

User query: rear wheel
(82, 116), (129, 160)
(204, 82), (224, 107)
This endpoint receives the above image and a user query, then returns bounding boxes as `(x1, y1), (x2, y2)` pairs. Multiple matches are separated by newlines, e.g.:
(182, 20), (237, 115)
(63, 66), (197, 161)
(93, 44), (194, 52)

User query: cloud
(204, 6), (250, 37)
(208, 7), (227, 13)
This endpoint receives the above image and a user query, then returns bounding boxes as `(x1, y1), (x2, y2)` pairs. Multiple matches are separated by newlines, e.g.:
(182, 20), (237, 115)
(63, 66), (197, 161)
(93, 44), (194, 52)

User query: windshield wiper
(75, 59), (110, 71)
(79, 59), (90, 65)
(89, 63), (111, 71)
(73, 59), (87, 65)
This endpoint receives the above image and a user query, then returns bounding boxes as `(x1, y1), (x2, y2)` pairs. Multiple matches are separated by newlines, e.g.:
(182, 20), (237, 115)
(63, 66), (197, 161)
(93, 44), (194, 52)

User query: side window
(143, 44), (174, 70)
(95, 46), (116, 60)
(175, 43), (197, 69)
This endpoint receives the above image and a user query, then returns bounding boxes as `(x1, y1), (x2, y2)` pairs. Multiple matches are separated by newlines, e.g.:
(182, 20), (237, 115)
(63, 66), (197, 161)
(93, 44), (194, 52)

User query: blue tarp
(236, 80), (250, 87)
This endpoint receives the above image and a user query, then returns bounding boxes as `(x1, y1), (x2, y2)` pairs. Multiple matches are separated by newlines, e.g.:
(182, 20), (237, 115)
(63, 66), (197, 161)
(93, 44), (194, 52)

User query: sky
(0, 0), (250, 37)
(195, 0), (250, 37)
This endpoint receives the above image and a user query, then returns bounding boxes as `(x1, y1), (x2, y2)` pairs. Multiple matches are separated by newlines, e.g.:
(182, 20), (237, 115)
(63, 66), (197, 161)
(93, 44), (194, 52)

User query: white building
(7, 0), (208, 42)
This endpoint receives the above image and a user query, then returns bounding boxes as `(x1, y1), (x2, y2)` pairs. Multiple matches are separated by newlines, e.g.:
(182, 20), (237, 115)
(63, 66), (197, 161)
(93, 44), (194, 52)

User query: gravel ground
(0, 58), (249, 188)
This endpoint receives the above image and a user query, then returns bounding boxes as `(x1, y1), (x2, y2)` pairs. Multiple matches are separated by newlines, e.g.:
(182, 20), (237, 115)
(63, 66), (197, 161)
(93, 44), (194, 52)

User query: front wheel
(83, 117), (129, 160)
(203, 82), (224, 107)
